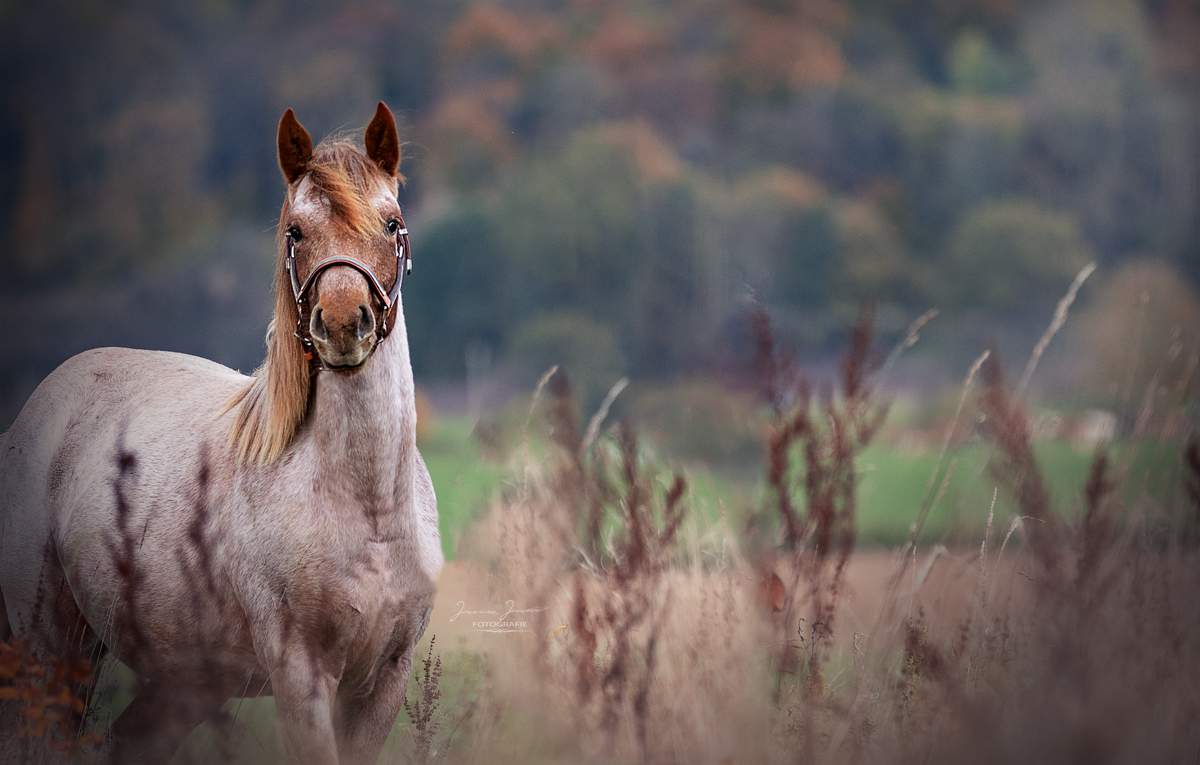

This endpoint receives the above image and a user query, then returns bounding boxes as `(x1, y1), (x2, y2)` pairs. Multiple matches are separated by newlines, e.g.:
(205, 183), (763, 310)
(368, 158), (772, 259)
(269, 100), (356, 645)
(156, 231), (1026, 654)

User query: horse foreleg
(107, 680), (224, 765)
(272, 655), (342, 765)
(333, 649), (414, 765)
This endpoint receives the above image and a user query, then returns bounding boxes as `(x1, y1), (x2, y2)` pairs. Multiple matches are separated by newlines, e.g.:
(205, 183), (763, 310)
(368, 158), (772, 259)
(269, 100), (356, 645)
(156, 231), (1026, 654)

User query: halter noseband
(285, 224), (412, 368)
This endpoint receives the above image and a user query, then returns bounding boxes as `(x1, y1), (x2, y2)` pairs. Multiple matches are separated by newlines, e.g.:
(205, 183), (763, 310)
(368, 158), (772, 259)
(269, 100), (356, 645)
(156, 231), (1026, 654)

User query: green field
(853, 439), (1183, 545)
(420, 415), (1187, 555)
(419, 417), (509, 560)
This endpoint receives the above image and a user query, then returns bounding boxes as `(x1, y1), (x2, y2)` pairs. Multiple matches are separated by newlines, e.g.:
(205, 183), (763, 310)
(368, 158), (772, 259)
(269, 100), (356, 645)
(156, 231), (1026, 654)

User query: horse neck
(306, 311), (417, 522)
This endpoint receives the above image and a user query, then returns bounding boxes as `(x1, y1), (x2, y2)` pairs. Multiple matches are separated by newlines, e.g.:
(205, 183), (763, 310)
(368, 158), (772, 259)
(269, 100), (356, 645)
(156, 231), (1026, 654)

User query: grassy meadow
(114, 381), (1200, 763)
(2, 304), (1196, 765)
(420, 412), (1184, 555)
(380, 299), (1194, 764)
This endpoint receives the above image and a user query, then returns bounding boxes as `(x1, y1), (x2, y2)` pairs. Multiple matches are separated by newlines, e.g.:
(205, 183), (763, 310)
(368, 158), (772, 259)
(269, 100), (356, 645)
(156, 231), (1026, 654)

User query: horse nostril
(310, 307), (328, 341)
(356, 304), (376, 341)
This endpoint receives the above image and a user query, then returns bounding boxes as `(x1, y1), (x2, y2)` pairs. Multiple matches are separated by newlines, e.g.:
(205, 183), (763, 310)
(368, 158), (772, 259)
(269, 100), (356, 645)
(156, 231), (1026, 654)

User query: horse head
(276, 103), (408, 372)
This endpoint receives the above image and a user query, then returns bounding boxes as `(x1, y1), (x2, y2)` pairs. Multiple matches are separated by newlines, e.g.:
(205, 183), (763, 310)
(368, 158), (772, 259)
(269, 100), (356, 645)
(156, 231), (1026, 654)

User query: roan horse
(0, 102), (442, 764)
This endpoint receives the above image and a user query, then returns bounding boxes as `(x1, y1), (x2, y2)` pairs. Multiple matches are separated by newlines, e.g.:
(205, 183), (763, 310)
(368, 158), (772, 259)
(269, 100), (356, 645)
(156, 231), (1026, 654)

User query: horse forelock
(300, 139), (400, 240)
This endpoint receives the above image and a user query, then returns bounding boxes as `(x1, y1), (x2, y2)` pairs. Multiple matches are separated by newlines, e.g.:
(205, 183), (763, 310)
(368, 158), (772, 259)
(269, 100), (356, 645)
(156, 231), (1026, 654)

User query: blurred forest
(2, 0), (1199, 424)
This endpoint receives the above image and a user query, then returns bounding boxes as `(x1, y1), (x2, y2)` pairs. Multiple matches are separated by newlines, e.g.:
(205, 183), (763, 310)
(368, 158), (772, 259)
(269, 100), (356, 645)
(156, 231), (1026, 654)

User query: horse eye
(386, 220), (399, 235)
(287, 226), (303, 241)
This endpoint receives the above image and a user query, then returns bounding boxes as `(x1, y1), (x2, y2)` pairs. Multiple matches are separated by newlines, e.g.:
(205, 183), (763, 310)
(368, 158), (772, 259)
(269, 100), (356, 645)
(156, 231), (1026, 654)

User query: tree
(405, 208), (506, 378)
(942, 198), (1092, 312)
(508, 310), (626, 409)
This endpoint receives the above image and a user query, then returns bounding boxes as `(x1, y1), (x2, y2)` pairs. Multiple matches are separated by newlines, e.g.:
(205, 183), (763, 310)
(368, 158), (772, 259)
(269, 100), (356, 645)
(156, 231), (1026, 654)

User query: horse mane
(223, 136), (403, 464)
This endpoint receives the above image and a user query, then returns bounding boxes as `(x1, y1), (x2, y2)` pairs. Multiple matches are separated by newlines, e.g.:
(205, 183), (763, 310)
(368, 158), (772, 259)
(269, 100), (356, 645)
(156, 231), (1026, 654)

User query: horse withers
(0, 102), (443, 764)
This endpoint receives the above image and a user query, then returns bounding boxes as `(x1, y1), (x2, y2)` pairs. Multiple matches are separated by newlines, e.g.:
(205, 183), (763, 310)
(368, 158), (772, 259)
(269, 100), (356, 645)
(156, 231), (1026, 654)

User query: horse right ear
(364, 102), (400, 176)
(278, 109), (313, 184)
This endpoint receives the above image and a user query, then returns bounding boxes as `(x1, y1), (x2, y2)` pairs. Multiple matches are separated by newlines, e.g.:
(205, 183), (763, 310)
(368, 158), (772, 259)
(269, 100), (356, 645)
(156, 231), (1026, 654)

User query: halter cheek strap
(285, 225), (412, 367)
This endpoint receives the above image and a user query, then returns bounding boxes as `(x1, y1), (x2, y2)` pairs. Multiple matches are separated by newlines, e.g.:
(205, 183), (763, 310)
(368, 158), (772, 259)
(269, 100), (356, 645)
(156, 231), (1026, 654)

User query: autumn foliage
(0, 639), (102, 755)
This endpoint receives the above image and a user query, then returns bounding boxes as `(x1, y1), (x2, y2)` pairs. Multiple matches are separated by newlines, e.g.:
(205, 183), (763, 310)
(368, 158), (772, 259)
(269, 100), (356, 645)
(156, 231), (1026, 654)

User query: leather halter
(285, 223), (412, 369)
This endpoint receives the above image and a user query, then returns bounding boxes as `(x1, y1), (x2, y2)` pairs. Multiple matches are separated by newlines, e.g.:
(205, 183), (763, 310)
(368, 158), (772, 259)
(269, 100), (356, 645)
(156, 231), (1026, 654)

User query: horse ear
(364, 102), (400, 176)
(278, 109), (313, 184)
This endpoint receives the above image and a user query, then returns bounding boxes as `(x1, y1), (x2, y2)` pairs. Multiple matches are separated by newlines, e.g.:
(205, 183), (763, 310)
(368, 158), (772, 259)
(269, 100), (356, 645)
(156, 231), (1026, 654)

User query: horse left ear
(278, 109), (313, 185)
(365, 102), (400, 176)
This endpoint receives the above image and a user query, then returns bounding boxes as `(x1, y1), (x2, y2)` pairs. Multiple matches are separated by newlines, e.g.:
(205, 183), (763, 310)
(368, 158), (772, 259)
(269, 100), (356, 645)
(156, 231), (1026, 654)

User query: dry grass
(446, 298), (1199, 764)
(464, 370), (770, 763)
(0, 639), (101, 761)
(4, 292), (1197, 764)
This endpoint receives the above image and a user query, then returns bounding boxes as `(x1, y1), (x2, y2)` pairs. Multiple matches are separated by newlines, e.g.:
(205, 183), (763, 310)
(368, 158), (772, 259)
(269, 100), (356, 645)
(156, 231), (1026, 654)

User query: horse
(0, 102), (443, 764)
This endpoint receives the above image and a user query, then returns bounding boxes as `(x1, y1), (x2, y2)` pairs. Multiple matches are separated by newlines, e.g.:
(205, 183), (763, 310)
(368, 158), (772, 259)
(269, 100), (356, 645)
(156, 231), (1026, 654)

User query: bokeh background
(2, 0), (1198, 437)
(4, 6), (1199, 760)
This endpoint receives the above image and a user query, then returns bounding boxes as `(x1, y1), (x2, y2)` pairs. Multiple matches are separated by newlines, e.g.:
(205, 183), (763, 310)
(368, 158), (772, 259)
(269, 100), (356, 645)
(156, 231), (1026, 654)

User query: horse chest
(344, 541), (404, 615)
(289, 540), (428, 677)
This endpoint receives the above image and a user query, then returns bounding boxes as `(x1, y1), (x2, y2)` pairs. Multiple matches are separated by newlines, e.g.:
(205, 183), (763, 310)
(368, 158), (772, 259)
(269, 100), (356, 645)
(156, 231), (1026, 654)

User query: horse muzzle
(285, 224), (409, 373)
(308, 266), (383, 371)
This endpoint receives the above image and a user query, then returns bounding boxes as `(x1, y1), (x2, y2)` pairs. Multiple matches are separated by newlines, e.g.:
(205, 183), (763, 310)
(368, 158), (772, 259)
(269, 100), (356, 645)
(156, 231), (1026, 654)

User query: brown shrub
(467, 370), (770, 763)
